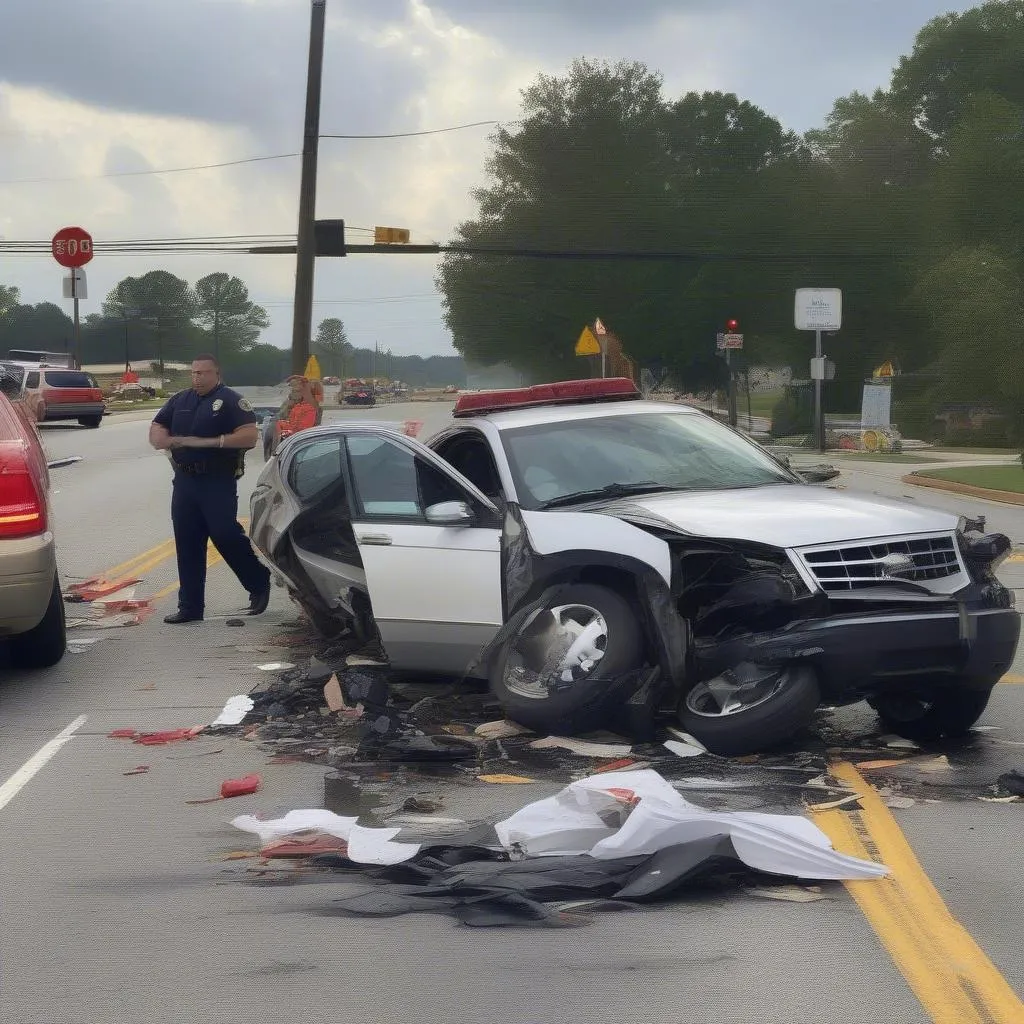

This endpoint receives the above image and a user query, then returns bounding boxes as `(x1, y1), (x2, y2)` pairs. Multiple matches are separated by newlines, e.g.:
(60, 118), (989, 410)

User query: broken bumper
(695, 603), (1021, 699)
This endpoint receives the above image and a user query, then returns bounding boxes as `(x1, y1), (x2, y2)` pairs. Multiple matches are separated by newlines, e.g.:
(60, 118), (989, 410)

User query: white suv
(250, 378), (1019, 754)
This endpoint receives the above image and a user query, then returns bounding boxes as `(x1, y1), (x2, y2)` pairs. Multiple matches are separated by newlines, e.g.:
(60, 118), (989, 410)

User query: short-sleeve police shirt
(153, 383), (256, 472)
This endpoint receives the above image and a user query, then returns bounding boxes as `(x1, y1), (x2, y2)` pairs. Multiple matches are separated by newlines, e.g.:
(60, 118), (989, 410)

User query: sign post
(795, 288), (842, 452)
(52, 226), (94, 370)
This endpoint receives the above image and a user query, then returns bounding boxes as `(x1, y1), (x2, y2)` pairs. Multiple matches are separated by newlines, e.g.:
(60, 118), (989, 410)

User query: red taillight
(452, 378), (640, 418)
(0, 444), (47, 538)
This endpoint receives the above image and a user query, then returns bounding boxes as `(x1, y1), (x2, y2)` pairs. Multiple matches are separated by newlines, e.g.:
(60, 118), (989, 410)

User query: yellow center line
(1001, 674), (1024, 685)
(150, 518), (251, 604)
(814, 762), (1024, 1023)
(91, 537), (177, 583)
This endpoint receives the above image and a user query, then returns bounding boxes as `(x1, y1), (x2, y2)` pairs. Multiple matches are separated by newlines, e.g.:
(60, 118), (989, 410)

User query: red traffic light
(726, 319), (739, 332)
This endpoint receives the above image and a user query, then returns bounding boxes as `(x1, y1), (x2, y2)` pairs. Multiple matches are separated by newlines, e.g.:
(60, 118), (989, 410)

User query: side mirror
(425, 500), (474, 526)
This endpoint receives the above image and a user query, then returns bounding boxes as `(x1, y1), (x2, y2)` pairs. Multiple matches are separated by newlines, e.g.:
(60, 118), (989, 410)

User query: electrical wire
(320, 120), (499, 139)
(0, 153), (299, 186)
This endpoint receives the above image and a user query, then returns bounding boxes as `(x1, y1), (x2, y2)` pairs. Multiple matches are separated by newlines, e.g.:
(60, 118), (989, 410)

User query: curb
(901, 473), (1024, 506)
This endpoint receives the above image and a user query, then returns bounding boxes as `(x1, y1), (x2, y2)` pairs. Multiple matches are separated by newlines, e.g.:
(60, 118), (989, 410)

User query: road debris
(475, 720), (532, 740)
(996, 771), (1024, 797)
(122, 765), (150, 777)
(883, 796), (916, 809)
(664, 740), (706, 758)
(479, 774), (536, 785)
(235, 769), (885, 927)
(211, 695), (255, 727)
(529, 736), (633, 758)
(187, 774), (262, 805)
(880, 735), (921, 750)
(64, 576), (142, 602)
(257, 662), (295, 672)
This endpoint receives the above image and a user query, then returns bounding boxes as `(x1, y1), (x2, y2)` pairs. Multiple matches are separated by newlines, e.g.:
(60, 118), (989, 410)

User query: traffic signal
(374, 226), (411, 245)
(726, 318), (739, 332)
(314, 219), (346, 257)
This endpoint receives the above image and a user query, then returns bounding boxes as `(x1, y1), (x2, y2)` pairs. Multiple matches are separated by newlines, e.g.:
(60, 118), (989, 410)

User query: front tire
(488, 583), (644, 734)
(78, 415), (102, 428)
(8, 573), (67, 670)
(868, 684), (994, 742)
(679, 663), (820, 756)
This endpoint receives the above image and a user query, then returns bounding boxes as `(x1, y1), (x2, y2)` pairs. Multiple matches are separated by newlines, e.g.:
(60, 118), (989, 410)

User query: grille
(798, 534), (965, 593)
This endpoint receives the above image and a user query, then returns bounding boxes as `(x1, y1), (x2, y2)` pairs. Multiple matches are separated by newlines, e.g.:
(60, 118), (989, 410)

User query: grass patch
(913, 465), (1024, 493)
(929, 446), (1020, 455)
(105, 399), (166, 413)
(829, 452), (944, 463)
(745, 390), (782, 418)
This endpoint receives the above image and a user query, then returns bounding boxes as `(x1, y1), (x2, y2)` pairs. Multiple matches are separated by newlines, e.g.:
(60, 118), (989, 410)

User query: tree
(103, 271), (196, 383)
(0, 284), (19, 319)
(193, 273), (269, 359)
(891, 0), (1024, 156)
(313, 317), (352, 375)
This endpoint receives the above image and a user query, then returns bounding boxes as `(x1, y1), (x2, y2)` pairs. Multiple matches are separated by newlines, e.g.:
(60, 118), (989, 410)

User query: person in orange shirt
(275, 376), (318, 445)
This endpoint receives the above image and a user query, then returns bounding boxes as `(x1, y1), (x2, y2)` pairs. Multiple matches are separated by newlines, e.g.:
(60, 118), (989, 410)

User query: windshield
(500, 411), (796, 510)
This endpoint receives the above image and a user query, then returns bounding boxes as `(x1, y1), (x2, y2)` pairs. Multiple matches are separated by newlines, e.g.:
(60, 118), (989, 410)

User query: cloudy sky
(0, 0), (977, 358)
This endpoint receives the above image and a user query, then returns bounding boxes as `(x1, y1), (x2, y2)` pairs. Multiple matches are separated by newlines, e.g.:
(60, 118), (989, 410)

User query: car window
(25, 371), (40, 389)
(346, 435), (467, 520)
(0, 363), (25, 398)
(501, 411), (796, 509)
(288, 437), (344, 504)
(43, 371), (98, 388)
(434, 434), (503, 498)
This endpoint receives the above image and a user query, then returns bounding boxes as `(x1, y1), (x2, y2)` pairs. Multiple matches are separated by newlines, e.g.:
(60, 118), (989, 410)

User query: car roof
(455, 399), (705, 431)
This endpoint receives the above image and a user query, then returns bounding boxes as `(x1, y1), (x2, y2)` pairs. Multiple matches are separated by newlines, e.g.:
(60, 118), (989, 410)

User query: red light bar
(452, 378), (641, 418)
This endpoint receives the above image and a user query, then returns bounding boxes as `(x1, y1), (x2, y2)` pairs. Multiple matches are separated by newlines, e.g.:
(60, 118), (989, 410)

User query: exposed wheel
(867, 685), (994, 742)
(8, 572), (67, 670)
(679, 662), (820, 756)
(488, 583), (644, 734)
(78, 415), (102, 428)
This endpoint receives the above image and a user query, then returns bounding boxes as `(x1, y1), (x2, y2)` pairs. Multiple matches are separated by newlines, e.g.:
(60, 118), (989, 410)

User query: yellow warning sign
(575, 326), (601, 356)
(303, 354), (322, 381)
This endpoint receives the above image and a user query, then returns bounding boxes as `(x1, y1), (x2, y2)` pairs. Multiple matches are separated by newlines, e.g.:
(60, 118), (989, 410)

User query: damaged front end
(670, 523), (1020, 753)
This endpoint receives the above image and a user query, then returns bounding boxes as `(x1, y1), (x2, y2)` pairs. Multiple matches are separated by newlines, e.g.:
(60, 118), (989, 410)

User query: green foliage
(770, 387), (813, 439)
(193, 273), (269, 357)
(435, 6), (1024, 428)
(313, 318), (352, 375)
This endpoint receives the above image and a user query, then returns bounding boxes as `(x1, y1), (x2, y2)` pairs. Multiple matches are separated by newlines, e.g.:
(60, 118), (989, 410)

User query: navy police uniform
(153, 383), (270, 619)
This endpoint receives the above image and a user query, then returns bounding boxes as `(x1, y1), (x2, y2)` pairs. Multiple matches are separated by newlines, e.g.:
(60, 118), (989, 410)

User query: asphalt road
(0, 403), (1021, 1024)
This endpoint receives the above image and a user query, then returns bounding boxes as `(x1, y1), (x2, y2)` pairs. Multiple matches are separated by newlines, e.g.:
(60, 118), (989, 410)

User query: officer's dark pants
(171, 470), (270, 616)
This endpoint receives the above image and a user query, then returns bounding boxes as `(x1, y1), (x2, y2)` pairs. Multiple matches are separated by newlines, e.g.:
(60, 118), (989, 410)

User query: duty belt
(173, 460), (237, 477)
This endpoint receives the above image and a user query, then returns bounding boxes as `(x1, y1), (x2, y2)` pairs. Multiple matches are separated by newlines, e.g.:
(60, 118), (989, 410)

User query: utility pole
(290, 0), (327, 376)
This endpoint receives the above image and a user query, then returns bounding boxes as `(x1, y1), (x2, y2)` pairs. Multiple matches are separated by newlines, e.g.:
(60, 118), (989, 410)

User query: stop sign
(52, 226), (94, 269)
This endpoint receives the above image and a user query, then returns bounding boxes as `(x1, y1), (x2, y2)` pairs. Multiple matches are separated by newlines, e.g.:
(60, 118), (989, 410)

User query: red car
(23, 367), (105, 427)
(0, 369), (66, 667)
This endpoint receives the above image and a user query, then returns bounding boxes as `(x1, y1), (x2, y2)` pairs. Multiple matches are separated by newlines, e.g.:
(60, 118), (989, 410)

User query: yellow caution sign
(575, 326), (602, 357)
(303, 354), (322, 381)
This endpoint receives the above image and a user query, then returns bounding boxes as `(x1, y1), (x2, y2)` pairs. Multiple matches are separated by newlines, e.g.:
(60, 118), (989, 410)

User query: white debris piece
(494, 769), (888, 881)
(529, 736), (632, 758)
(663, 740), (706, 758)
(211, 695), (255, 727)
(256, 662), (295, 672)
(230, 808), (421, 865)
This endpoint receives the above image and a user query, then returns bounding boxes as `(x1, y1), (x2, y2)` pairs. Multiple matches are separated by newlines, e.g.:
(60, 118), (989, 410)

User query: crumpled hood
(613, 484), (961, 549)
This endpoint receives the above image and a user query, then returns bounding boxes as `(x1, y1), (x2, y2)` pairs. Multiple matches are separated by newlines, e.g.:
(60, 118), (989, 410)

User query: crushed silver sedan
(250, 379), (1020, 754)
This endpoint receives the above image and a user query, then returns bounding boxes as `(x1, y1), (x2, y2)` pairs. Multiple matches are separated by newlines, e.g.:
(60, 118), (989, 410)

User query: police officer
(149, 354), (271, 623)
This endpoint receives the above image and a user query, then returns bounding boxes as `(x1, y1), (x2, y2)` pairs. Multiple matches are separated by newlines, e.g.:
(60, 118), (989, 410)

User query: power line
(320, 120), (499, 139)
(0, 153), (300, 186)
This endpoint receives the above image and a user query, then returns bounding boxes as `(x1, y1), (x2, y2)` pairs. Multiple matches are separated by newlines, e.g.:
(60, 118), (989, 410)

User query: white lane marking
(0, 715), (88, 813)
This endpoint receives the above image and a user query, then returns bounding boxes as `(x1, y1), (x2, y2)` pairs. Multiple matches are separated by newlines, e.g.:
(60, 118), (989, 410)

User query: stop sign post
(52, 227), (93, 369)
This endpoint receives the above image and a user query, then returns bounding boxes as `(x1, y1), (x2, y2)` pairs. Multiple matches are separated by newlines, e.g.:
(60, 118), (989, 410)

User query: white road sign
(62, 268), (88, 300)
(795, 288), (842, 331)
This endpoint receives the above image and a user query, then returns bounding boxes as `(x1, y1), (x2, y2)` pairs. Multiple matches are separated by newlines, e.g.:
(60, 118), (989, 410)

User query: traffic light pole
(291, 0), (326, 377)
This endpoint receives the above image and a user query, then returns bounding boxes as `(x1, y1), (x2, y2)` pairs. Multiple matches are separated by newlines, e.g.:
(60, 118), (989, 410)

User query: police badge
(212, 399), (224, 412)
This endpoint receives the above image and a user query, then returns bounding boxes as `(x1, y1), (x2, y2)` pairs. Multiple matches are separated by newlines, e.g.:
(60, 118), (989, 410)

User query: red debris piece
(65, 576), (142, 602)
(134, 726), (204, 746)
(260, 835), (349, 860)
(594, 758), (637, 774)
(220, 774), (262, 799)
(123, 765), (150, 776)
(108, 728), (139, 739)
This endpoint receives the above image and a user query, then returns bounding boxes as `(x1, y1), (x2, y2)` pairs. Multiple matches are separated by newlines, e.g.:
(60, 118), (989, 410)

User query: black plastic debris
(996, 770), (1024, 797)
(321, 837), (752, 927)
